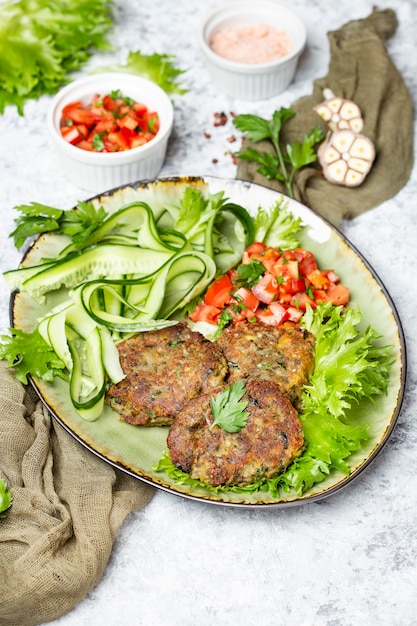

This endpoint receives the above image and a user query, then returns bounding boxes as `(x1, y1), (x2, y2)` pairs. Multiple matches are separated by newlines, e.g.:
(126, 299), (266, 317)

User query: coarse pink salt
(209, 23), (292, 65)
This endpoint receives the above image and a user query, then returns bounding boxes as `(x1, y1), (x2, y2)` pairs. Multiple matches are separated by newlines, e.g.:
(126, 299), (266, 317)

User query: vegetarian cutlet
(215, 321), (315, 408)
(167, 378), (304, 487)
(105, 322), (228, 426)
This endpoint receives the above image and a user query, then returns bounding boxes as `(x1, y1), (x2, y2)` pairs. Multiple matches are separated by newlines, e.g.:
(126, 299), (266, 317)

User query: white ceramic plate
(11, 176), (406, 507)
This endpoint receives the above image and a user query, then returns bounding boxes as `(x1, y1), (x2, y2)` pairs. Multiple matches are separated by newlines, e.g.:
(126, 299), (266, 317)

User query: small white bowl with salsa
(47, 73), (174, 193)
(200, 1), (307, 100)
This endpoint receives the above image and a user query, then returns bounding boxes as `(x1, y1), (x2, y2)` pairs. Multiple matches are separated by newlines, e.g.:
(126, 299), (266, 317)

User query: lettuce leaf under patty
(155, 301), (394, 498)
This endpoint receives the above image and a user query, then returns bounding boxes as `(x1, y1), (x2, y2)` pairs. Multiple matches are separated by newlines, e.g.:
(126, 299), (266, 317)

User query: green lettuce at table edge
(93, 50), (188, 95)
(155, 302), (394, 499)
(0, 0), (114, 114)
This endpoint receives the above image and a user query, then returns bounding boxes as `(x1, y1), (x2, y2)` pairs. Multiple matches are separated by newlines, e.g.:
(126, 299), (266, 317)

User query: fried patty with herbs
(105, 322), (228, 426)
(167, 378), (304, 487)
(215, 321), (315, 408)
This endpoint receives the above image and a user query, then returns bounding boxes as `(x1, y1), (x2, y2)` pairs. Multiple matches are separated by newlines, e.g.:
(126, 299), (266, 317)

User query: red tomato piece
(307, 269), (330, 289)
(296, 249), (318, 277)
(204, 274), (233, 308)
(268, 301), (290, 325)
(281, 278), (306, 295)
(286, 306), (303, 323)
(232, 287), (260, 312)
(290, 292), (316, 311)
(323, 284), (350, 306)
(189, 303), (221, 324)
(251, 273), (278, 304)
(255, 308), (277, 326)
(61, 125), (82, 145)
(273, 258), (299, 280)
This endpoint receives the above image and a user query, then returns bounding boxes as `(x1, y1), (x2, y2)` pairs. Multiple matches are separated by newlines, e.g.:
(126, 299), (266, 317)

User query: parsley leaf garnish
(235, 258), (265, 288)
(210, 381), (249, 433)
(233, 108), (324, 198)
(92, 133), (105, 151)
(0, 477), (12, 518)
(10, 201), (108, 250)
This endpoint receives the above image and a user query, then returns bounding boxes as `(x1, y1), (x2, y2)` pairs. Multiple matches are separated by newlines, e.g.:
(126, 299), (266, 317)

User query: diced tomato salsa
(189, 242), (350, 330)
(60, 89), (160, 153)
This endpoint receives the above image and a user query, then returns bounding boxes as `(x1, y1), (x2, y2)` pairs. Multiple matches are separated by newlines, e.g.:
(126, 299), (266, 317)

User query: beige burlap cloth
(237, 8), (414, 226)
(0, 359), (155, 626)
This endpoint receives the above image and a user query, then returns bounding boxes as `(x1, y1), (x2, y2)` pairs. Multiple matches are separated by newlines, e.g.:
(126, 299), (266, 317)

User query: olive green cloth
(0, 359), (155, 626)
(236, 8), (414, 226)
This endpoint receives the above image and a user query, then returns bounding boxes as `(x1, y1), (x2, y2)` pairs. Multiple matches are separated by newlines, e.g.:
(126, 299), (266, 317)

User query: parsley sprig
(233, 108), (324, 198)
(10, 201), (108, 249)
(210, 381), (249, 433)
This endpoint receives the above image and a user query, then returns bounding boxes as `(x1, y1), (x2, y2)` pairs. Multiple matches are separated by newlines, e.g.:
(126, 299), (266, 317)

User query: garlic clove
(331, 129), (356, 154)
(350, 136), (376, 161)
(326, 159), (349, 184)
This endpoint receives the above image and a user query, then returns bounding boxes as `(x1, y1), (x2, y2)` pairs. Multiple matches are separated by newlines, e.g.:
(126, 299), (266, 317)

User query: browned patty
(167, 378), (304, 487)
(215, 321), (315, 408)
(105, 322), (228, 426)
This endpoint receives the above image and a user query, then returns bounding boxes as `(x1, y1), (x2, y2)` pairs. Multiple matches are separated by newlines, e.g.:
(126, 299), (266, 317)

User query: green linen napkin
(236, 8), (414, 226)
(0, 359), (155, 626)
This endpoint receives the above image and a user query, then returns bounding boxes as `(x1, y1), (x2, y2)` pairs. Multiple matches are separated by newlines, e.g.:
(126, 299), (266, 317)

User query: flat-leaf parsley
(210, 380), (249, 433)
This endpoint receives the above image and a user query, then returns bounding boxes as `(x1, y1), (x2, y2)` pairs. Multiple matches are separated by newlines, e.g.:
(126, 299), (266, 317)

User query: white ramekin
(200, 1), (307, 100)
(47, 73), (174, 193)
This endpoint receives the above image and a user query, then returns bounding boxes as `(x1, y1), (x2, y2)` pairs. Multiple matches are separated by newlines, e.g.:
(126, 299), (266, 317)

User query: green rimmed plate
(11, 175), (406, 507)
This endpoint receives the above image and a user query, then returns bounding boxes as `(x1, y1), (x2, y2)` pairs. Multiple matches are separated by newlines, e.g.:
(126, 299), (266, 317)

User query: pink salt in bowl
(200, 1), (307, 100)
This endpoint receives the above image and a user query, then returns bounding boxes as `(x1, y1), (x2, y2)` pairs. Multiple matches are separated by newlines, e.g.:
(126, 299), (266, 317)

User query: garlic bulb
(314, 88), (364, 133)
(317, 129), (375, 187)
(314, 89), (376, 187)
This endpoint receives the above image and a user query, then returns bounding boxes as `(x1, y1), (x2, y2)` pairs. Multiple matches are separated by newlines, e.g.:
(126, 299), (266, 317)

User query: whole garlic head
(318, 129), (376, 187)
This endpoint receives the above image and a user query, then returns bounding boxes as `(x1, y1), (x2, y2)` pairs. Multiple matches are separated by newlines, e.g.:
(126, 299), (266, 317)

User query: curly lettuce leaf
(94, 50), (188, 95)
(0, 0), (114, 114)
(274, 302), (394, 495)
(0, 328), (67, 385)
(252, 199), (302, 249)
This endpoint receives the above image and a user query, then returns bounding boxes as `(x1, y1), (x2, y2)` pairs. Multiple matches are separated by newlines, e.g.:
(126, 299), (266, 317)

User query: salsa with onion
(189, 241), (350, 332)
(60, 89), (160, 152)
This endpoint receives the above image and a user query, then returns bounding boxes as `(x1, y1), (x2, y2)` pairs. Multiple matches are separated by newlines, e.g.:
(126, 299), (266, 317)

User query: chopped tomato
(188, 241), (350, 332)
(59, 90), (160, 153)
(307, 269), (330, 289)
(322, 284), (350, 306)
(286, 306), (303, 323)
(251, 272), (277, 304)
(268, 301), (290, 324)
(296, 249), (318, 277)
(204, 274), (233, 308)
(61, 125), (83, 145)
(232, 287), (260, 312)
(189, 303), (221, 324)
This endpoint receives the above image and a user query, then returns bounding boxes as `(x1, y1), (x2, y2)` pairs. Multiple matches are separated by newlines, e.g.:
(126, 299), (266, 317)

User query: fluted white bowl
(47, 73), (174, 193)
(200, 1), (306, 100)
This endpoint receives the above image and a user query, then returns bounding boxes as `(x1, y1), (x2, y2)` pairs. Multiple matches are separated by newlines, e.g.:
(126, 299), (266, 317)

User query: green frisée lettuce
(252, 196), (302, 248)
(0, 0), (114, 114)
(155, 301), (394, 497)
(94, 50), (188, 95)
